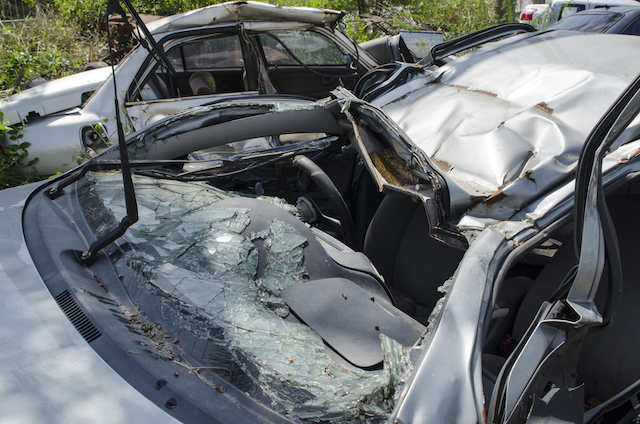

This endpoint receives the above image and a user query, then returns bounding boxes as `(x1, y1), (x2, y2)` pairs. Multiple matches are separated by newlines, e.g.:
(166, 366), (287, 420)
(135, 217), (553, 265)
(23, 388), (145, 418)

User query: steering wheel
(290, 155), (355, 247)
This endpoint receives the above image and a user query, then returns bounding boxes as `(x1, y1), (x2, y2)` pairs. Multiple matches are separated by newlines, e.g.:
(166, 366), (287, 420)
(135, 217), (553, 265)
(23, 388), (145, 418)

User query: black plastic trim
(55, 290), (102, 343)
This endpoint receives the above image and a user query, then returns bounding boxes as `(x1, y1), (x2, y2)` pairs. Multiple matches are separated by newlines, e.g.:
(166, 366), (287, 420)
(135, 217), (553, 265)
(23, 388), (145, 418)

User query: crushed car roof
(372, 30), (640, 220)
(145, 1), (345, 34)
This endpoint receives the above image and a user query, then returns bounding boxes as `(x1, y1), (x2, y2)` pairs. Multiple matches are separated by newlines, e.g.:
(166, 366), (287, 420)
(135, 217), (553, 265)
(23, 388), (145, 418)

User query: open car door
(487, 72), (640, 423)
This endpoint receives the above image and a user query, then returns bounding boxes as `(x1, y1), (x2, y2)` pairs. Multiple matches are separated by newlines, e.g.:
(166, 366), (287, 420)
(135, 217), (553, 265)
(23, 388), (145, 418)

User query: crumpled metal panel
(146, 1), (344, 35)
(375, 31), (640, 220)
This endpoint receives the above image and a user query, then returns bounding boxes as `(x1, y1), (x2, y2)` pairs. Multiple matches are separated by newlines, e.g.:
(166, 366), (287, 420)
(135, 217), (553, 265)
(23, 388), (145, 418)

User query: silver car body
(371, 30), (640, 423)
(0, 181), (183, 424)
(3, 29), (640, 423)
(374, 31), (640, 219)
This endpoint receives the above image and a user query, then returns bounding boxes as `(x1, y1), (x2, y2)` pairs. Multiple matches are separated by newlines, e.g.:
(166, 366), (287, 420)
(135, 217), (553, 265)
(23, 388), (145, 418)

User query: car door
(487, 72), (640, 424)
(255, 29), (361, 98)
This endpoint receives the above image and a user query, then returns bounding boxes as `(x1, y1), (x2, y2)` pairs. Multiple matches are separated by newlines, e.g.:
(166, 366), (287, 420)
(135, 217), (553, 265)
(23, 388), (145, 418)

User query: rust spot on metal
(449, 84), (497, 98)
(618, 147), (640, 164)
(431, 157), (453, 172)
(371, 148), (417, 186)
(387, 91), (415, 105)
(534, 102), (553, 115)
(523, 169), (536, 184)
(469, 195), (488, 203)
(483, 191), (507, 205)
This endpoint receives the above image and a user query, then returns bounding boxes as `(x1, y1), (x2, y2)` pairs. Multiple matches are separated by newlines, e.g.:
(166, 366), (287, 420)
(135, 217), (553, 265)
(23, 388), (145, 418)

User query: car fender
(0, 67), (113, 125)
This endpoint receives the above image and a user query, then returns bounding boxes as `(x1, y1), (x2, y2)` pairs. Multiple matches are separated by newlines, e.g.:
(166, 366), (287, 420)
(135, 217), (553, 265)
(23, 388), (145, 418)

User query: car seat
(363, 193), (464, 319)
(189, 72), (216, 95)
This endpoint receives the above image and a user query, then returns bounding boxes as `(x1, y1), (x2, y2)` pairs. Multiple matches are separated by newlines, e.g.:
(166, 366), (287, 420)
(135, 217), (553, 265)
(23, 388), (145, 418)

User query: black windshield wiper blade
(107, 0), (176, 75)
(44, 2), (142, 266)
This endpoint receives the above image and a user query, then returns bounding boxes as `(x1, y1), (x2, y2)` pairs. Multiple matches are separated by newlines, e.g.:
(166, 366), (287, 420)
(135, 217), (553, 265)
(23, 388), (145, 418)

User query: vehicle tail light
(81, 123), (108, 150)
(520, 9), (534, 20)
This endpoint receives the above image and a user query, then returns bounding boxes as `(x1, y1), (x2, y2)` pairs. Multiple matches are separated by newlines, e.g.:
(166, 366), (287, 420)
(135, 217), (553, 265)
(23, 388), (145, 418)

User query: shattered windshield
(77, 172), (420, 422)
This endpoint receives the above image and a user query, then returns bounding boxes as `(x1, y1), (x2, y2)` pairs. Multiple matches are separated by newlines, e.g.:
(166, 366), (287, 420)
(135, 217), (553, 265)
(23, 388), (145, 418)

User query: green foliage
(35, 0), (230, 30)
(273, 0), (506, 40)
(0, 9), (106, 93)
(0, 111), (38, 189)
(394, 0), (497, 38)
(49, 0), (106, 29)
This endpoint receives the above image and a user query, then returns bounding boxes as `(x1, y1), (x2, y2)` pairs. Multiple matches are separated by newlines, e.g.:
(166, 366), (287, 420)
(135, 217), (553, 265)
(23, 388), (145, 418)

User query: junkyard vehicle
(518, 3), (550, 27)
(358, 31), (444, 63)
(546, 0), (640, 25)
(4, 28), (640, 424)
(0, 1), (381, 176)
(544, 6), (640, 34)
(519, 0), (640, 29)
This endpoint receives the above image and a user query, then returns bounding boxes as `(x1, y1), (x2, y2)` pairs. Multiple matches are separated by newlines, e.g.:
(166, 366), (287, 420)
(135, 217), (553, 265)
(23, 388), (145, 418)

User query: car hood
(373, 30), (640, 220)
(0, 66), (112, 124)
(0, 181), (181, 424)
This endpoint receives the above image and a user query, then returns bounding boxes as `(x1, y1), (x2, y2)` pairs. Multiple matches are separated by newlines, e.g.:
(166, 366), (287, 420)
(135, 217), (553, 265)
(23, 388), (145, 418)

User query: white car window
(173, 36), (244, 70)
(137, 35), (244, 101)
(259, 30), (347, 66)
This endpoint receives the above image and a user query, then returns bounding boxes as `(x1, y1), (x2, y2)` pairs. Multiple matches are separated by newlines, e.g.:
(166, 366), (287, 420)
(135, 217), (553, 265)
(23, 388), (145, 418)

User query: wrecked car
(0, 0), (385, 176)
(3, 27), (640, 424)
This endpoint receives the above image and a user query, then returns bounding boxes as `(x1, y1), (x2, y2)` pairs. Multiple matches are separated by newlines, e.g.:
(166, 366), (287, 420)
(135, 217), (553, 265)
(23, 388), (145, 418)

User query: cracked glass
(78, 172), (418, 423)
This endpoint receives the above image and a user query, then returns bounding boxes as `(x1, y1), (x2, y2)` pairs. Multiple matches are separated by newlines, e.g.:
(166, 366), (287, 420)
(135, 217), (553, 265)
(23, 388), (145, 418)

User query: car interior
(124, 104), (461, 366)
(133, 29), (361, 102)
(481, 186), (640, 416)
(167, 105), (640, 416)
(136, 33), (250, 100)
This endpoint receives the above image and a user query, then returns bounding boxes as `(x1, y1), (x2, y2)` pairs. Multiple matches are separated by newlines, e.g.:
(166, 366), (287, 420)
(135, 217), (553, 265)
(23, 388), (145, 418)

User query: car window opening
(482, 179), (640, 420)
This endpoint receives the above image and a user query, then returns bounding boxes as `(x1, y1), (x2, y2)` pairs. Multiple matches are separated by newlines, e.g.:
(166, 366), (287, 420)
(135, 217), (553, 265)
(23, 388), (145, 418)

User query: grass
(0, 6), (107, 96)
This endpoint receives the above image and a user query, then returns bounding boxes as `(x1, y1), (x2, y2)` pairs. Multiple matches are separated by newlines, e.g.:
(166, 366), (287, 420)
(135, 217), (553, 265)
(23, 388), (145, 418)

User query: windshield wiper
(45, 0), (142, 265)
(107, 0), (175, 75)
(44, 156), (138, 266)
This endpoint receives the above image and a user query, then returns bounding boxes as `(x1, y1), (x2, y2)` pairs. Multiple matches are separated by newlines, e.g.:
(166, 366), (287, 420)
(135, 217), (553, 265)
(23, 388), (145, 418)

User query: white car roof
(146, 1), (345, 34)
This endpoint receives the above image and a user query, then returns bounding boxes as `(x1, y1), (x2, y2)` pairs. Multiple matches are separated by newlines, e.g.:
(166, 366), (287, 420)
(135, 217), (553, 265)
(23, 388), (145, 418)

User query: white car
(549, 0), (640, 21)
(518, 3), (551, 27)
(0, 1), (381, 176)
